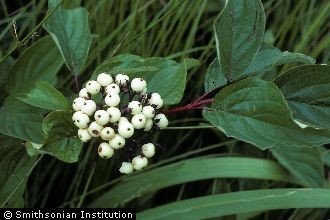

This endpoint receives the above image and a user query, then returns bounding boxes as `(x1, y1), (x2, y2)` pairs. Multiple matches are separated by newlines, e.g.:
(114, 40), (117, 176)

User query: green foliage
(22, 81), (69, 111)
(203, 78), (330, 149)
(0, 135), (38, 208)
(243, 44), (315, 80)
(7, 36), (63, 94)
(44, 0), (92, 75)
(214, 0), (265, 81)
(270, 146), (324, 187)
(275, 65), (330, 129)
(138, 189), (330, 219)
(88, 157), (299, 208)
(41, 110), (82, 163)
(0, 96), (44, 144)
(204, 58), (227, 92)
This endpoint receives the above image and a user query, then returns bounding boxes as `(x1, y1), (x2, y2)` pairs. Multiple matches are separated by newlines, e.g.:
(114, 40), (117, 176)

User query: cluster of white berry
(72, 73), (168, 174)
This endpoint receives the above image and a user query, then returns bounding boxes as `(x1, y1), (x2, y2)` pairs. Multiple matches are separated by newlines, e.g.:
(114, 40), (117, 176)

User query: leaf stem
(165, 96), (213, 115)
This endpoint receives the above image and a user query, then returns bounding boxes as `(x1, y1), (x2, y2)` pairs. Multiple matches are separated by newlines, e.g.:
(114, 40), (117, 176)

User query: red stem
(165, 98), (213, 115)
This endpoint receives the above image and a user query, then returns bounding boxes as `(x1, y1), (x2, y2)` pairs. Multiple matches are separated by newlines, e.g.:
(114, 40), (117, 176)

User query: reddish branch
(165, 98), (213, 115)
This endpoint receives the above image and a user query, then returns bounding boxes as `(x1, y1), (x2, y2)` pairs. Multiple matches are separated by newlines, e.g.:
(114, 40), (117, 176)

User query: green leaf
(203, 78), (330, 149)
(93, 54), (199, 105)
(41, 110), (82, 163)
(7, 36), (63, 94)
(137, 188), (330, 219)
(270, 146), (324, 187)
(274, 65), (330, 129)
(0, 96), (44, 144)
(0, 135), (38, 208)
(243, 44), (315, 80)
(88, 157), (298, 207)
(21, 81), (69, 111)
(182, 58), (200, 70)
(204, 58), (227, 92)
(205, 45), (315, 91)
(214, 0), (265, 81)
(43, 0), (92, 74)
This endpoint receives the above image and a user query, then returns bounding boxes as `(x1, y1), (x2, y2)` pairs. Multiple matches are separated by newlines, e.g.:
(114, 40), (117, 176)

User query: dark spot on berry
(77, 120), (80, 122)
(119, 142), (121, 145)
(112, 86), (115, 88)
(138, 104), (142, 107)
(98, 147), (102, 153)
(152, 111), (155, 114)
(107, 131), (110, 134)
(109, 95), (112, 98)
(109, 115), (112, 118)
(127, 128), (131, 131)
(140, 78), (143, 81)
(73, 101), (76, 104)
(154, 119), (160, 123)
(98, 115), (101, 118)
(84, 103), (87, 105)
(139, 119), (142, 122)
(92, 130), (99, 135)
(88, 82), (91, 85)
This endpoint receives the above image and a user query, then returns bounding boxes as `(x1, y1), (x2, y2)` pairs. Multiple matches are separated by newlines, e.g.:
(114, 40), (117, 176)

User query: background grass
(0, 0), (329, 218)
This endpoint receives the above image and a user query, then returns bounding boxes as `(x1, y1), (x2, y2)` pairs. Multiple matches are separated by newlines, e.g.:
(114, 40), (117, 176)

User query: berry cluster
(72, 73), (168, 174)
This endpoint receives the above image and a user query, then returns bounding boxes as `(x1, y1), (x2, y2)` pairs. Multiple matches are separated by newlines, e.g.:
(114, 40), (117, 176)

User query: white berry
(131, 78), (147, 93)
(73, 112), (90, 128)
(88, 122), (103, 137)
(128, 101), (142, 115)
(115, 74), (129, 86)
(86, 80), (101, 95)
(78, 128), (92, 142)
(105, 83), (120, 94)
(132, 155), (148, 170)
(72, 111), (83, 121)
(100, 127), (115, 140)
(144, 119), (153, 131)
(142, 106), (155, 119)
(98, 143), (114, 158)
(79, 88), (89, 99)
(154, 113), (169, 129)
(94, 110), (110, 125)
(107, 107), (121, 123)
(105, 93), (120, 107)
(131, 114), (147, 129)
(119, 162), (134, 174)
(73, 97), (85, 111)
(109, 134), (126, 149)
(118, 117), (129, 124)
(97, 72), (113, 87)
(118, 121), (134, 138)
(142, 143), (155, 158)
(81, 100), (96, 116)
(149, 93), (163, 109)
